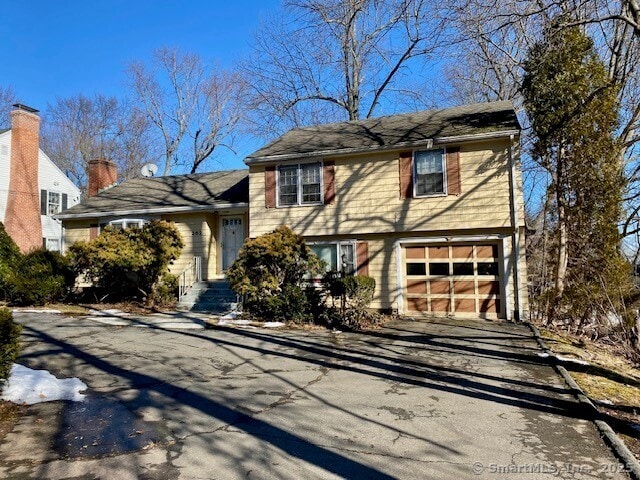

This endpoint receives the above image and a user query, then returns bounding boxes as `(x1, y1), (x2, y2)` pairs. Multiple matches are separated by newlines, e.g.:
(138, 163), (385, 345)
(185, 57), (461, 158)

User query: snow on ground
(1, 364), (87, 405)
(263, 322), (286, 328)
(218, 318), (252, 326)
(537, 352), (590, 366)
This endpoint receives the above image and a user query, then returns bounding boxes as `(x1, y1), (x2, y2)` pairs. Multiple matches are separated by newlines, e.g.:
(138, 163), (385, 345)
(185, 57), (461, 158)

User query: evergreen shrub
(0, 307), (21, 386)
(5, 249), (75, 306)
(69, 220), (184, 303)
(226, 225), (324, 322)
(0, 222), (20, 300)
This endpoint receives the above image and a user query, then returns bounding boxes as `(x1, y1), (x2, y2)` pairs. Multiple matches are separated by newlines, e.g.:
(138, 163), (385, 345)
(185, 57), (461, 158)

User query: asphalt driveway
(0, 313), (630, 479)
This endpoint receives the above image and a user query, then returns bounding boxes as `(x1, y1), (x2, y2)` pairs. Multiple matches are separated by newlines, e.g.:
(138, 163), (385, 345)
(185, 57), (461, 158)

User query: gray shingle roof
(58, 169), (248, 219)
(246, 101), (519, 163)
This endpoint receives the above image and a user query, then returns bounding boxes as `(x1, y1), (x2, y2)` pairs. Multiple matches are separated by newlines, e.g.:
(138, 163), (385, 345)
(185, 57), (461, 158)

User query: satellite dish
(141, 163), (158, 177)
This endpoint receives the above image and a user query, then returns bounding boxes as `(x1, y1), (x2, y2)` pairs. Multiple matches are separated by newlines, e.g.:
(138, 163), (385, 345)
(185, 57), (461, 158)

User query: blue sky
(1, 1), (279, 107)
(1, 1), (280, 169)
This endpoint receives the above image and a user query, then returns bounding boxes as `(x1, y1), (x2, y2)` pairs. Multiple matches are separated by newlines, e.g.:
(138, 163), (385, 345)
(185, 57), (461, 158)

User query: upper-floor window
(41, 189), (67, 216)
(414, 149), (445, 196)
(48, 192), (61, 215)
(278, 162), (322, 206)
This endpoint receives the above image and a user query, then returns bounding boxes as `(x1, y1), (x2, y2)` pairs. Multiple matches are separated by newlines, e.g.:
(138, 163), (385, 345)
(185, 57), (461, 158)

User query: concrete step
(177, 301), (239, 314)
(178, 279), (239, 313)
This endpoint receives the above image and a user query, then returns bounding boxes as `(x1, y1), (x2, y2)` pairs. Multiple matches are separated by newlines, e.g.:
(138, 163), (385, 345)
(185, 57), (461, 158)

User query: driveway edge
(525, 321), (640, 480)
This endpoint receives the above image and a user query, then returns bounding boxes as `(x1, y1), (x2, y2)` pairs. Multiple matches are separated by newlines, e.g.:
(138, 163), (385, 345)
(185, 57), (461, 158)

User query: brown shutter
(399, 151), (413, 199)
(323, 161), (335, 204)
(356, 241), (369, 276)
(265, 166), (276, 208)
(446, 146), (461, 195)
(89, 224), (99, 240)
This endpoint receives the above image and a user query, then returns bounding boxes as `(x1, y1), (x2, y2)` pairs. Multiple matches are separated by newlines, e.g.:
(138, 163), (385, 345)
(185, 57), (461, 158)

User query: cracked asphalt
(0, 313), (630, 479)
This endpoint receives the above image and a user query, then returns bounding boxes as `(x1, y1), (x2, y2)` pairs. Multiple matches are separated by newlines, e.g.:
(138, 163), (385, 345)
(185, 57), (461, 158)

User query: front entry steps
(177, 280), (239, 314)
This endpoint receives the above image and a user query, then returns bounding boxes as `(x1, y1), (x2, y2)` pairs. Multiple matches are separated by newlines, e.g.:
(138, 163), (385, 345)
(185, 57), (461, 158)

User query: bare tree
(41, 94), (155, 192)
(128, 47), (243, 175)
(189, 69), (245, 173)
(243, 0), (448, 136)
(0, 86), (17, 130)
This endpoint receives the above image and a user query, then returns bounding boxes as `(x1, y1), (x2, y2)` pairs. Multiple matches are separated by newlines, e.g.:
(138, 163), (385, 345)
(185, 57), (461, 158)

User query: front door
(222, 217), (244, 270)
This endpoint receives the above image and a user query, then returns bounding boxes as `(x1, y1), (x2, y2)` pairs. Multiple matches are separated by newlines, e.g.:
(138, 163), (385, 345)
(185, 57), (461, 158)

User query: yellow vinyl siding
(63, 219), (93, 247)
(161, 213), (217, 280)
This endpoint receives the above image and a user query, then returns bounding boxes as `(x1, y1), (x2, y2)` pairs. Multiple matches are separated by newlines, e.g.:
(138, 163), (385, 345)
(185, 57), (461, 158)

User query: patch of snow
(218, 318), (251, 326)
(555, 354), (590, 366)
(2, 364), (87, 405)
(597, 399), (615, 405)
(537, 352), (589, 365)
(13, 308), (62, 314)
(263, 322), (285, 328)
(219, 311), (241, 320)
(88, 317), (131, 326)
(89, 309), (131, 317)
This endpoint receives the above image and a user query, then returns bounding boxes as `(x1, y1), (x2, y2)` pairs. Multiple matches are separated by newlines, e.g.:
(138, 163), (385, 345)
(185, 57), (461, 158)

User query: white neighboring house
(0, 125), (81, 252)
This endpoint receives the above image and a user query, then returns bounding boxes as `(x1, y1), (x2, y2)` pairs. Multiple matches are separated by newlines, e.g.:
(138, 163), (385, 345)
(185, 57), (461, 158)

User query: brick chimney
(4, 104), (43, 253)
(87, 159), (117, 197)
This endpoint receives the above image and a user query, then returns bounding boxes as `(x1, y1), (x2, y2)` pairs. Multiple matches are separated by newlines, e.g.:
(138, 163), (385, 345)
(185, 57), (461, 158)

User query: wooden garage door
(404, 243), (502, 318)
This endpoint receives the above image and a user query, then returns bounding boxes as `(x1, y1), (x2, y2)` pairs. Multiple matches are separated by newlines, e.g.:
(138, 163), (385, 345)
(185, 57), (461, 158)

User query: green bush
(69, 220), (183, 303)
(5, 249), (75, 306)
(0, 222), (21, 300)
(322, 273), (379, 330)
(147, 273), (179, 306)
(0, 307), (21, 386)
(227, 225), (324, 321)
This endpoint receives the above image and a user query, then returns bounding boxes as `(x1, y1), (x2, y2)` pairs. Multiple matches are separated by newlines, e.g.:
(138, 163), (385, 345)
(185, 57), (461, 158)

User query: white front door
(222, 217), (244, 270)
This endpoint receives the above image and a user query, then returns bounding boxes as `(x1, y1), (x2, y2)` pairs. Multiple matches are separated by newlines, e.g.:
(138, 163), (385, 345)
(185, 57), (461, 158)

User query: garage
(403, 243), (504, 318)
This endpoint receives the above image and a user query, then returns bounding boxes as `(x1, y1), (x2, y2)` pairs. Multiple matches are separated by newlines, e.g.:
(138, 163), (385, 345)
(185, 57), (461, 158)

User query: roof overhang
(55, 202), (249, 221)
(244, 129), (520, 165)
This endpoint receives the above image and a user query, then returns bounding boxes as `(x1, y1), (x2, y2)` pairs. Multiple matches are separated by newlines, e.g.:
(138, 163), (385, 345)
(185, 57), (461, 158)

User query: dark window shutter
(89, 224), (99, 240)
(265, 166), (276, 208)
(42, 238), (47, 249)
(61, 193), (68, 211)
(399, 152), (413, 199)
(40, 189), (47, 215)
(446, 146), (461, 195)
(323, 161), (335, 204)
(356, 241), (369, 276)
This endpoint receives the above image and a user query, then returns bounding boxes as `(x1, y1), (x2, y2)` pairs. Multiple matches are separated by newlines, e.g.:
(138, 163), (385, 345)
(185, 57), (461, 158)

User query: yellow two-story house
(58, 100), (527, 320)
(246, 101), (527, 320)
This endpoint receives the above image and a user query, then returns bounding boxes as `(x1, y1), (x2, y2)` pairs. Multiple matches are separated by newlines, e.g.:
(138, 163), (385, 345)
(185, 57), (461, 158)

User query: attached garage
(401, 241), (504, 319)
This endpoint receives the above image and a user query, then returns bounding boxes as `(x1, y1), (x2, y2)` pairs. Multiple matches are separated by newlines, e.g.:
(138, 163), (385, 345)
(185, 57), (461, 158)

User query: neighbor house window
(48, 192), (61, 215)
(45, 238), (60, 252)
(309, 241), (355, 275)
(278, 163), (322, 206)
(414, 149), (445, 196)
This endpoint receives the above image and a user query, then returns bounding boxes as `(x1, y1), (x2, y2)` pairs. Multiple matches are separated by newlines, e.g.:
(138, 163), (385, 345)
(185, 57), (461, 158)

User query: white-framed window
(48, 192), (61, 215)
(100, 219), (147, 232)
(414, 149), (446, 196)
(278, 162), (322, 206)
(46, 238), (61, 252)
(309, 241), (356, 275)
